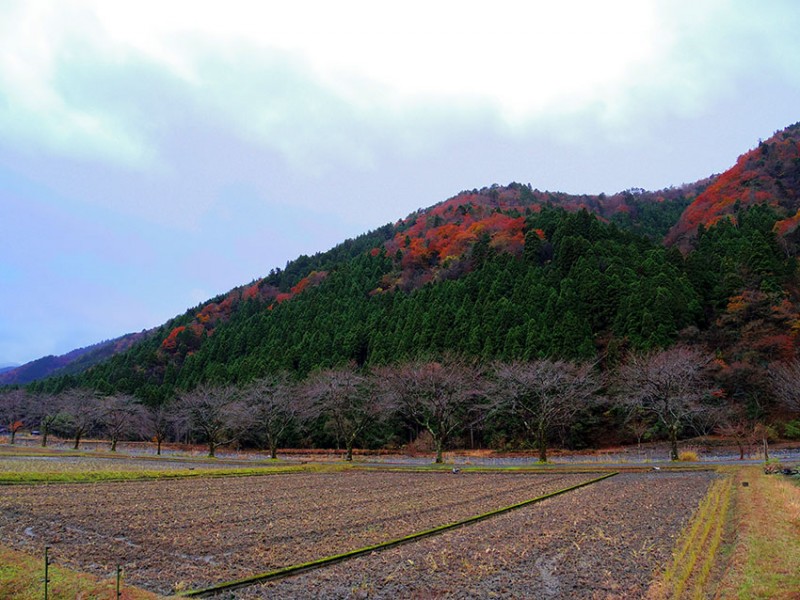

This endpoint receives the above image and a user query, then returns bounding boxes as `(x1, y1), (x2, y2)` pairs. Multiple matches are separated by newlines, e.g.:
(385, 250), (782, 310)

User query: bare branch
(175, 384), (248, 457)
(492, 359), (598, 462)
(769, 359), (800, 414)
(616, 345), (712, 461)
(302, 365), (382, 461)
(243, 373), (298, 459)
(378, 356), (486, 464)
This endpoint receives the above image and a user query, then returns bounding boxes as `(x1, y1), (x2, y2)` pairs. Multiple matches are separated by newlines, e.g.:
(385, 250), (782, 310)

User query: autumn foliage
(666, 122), (800, 249)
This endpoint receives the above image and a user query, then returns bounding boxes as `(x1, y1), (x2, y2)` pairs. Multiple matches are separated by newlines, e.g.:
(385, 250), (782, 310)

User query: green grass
(653, 474), (733, 599)
(714, 467), (800, 599)
(0, 545), (164, 599)
(0, 464), (330, 485)
(651, 466), (800, 599)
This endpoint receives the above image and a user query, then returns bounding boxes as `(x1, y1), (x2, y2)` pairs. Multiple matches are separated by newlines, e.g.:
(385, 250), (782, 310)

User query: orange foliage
(242, 283), (260, 300)
(161, 326), (186, 351)
(774, 210), (800, 237)
(667, 125), (800, 247)
(726, 294), (748, 314)
(291, 271), (328, 295)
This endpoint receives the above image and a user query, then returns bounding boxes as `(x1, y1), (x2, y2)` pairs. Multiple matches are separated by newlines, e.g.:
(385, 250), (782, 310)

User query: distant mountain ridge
(665, 122), (800, 250)
(0, 331), (152, 386)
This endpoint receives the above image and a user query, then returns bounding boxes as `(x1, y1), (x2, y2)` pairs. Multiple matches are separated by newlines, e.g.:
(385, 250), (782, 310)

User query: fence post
(116, 564), (122, 599)
(43, 546), (51, 600)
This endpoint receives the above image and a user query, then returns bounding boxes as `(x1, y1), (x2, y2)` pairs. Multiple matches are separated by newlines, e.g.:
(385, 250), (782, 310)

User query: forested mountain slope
(665, 122), (800, 250)
(18, 123), (800, 414)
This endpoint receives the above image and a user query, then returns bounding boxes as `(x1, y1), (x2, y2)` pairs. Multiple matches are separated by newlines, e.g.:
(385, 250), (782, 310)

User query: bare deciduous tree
(175, 384), (248, 457)
(379, 356), (485, 464)
(60, 388), (101, 450)
(30, 393), (62, 447)
(244, 373), (298, 460)
(144, 403), (174, 456)
(99, 394), (146, 452)
(716, 407), (755, 460)
(303, 366), (380, 462)
(0, 389), (28, 444)
(617, 346), (712, 461)
(625, 410), (654, 455)
(769, 358), (800, 414)
(493, 359), (598, 463)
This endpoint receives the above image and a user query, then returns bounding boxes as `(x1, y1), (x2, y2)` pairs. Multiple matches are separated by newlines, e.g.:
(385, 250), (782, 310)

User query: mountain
(28, 186), (709, 401)
(665, 122), (800, 251)
(20, 122), (800, 408)
(0, 331), (152, 386)
(0, 365), (18, 375)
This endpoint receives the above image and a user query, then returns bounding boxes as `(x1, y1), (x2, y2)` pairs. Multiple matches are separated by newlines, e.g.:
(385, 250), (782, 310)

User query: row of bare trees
(2, 346), (799, 462)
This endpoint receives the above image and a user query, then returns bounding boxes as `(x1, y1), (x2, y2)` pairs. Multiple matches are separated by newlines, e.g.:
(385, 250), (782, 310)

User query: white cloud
(0, 0), (798, 174)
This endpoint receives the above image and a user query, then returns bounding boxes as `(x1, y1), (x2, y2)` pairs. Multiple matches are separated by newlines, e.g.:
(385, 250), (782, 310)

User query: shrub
(678, 450), (699, 462)
(783, 420), (800, 440)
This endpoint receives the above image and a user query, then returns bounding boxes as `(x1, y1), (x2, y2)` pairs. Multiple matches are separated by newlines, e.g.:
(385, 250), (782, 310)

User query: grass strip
(177, 471), (618, 598)
(714, 467), (800, 598)
(654, 475), (733, 600)
(0, 545), (161, 600)
(691, 477), (733, 598)
(0, 465), (320, 485)
(0, 446), (297, 466)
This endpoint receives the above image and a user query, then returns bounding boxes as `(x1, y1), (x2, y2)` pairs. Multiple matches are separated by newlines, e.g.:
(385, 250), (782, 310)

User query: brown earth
(0, 470), (594, 595)
(236, 472), (718, 599)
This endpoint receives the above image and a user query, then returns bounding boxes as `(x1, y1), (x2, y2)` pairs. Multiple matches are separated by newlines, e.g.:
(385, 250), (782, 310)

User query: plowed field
(239, 472), (717, 599)
(0, 470), (599, 595)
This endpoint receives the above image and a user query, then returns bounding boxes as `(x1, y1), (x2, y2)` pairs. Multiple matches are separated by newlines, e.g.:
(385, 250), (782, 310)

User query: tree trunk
(208, 439), (216, 458)
(345, 442), (354, 462)
(669, 426), (679, 461)
(537, 440), (548, 462)
(763, 436), (769, 461)
(73, 433), (81, 450)
(537, 423), (548, 463)
(41, 428), (49, 448)
(156, 438), (162, 456)
(9, 430), (15, 445)
(110, 438), (118, 452)
(270, 442), (278, 460)
(434, 439), (444, 464)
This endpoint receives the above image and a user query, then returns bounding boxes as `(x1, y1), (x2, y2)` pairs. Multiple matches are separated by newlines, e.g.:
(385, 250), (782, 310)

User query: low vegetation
(0, 545), (160, 600)
(650, 475), (733, 598)
(715, 467), (800, 598)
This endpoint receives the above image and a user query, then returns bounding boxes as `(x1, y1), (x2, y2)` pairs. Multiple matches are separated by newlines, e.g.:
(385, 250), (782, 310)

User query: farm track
(0, 469), (595, 595)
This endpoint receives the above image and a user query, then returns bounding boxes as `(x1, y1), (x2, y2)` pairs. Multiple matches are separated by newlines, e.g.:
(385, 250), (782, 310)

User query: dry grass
(0, 545), (165, 600)
(649, 474), (733, 599)
(714, 468), (800, 599)
(678, 450), (700, 462)
(649, 466), (800, 599)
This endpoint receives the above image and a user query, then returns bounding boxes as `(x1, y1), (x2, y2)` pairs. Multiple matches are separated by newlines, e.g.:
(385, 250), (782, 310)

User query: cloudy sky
(1, 1), (799, 366)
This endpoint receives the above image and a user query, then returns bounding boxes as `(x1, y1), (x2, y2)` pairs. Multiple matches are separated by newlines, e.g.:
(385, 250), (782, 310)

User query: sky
(1, 0), (800, 366)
